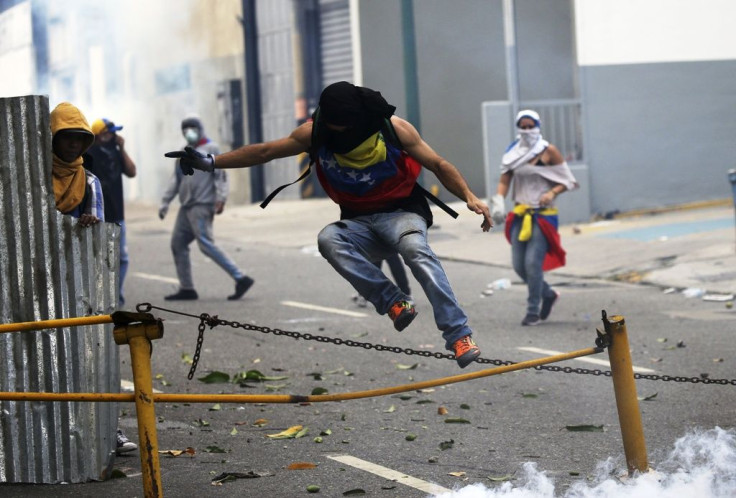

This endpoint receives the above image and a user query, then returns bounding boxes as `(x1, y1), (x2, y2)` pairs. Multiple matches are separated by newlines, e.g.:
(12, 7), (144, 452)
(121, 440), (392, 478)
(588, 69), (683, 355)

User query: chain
(136, 302), (736, 385)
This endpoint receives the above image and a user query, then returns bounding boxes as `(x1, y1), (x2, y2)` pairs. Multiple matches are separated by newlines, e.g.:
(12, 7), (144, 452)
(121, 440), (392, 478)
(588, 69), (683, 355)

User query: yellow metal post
(605, 314), (648, 474)
(113, 320), (164, 498)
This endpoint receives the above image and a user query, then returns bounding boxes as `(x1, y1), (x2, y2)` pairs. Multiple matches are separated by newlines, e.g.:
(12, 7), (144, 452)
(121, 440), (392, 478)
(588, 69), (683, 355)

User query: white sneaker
(116, 429), (137, 454)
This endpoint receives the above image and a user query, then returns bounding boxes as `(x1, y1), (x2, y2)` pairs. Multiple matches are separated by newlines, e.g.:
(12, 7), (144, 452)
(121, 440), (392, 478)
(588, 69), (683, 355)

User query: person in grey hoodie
(159, 116), (254, 300)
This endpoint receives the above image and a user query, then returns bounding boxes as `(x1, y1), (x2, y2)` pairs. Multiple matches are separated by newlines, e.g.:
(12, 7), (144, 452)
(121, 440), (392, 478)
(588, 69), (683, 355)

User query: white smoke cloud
(433, 427), (736, 498)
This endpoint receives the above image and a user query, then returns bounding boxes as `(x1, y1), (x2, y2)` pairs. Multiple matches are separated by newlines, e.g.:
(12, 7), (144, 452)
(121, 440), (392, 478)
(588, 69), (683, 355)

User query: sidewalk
(127, 198), (736, 297)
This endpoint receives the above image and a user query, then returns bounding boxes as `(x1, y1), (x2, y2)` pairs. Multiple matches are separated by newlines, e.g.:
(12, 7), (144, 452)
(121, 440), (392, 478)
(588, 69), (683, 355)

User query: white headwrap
(501, 110), (549, 173)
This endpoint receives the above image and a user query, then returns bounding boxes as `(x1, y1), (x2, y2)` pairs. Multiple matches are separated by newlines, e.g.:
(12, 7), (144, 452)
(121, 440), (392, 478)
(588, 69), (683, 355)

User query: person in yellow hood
(50, 102), (104, 227)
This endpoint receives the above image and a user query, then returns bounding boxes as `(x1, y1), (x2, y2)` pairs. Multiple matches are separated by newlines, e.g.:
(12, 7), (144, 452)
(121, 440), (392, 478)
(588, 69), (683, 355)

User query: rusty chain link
(136, 302), (736, 386)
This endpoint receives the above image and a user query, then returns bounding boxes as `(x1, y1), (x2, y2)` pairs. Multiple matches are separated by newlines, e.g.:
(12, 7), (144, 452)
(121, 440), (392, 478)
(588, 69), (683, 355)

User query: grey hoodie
(161, 139), (228, 208)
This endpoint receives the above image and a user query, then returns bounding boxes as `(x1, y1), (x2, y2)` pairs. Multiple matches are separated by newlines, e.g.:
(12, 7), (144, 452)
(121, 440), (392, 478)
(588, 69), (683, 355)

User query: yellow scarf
(334, 132), (387, 169)
(52, 155), (87, 213)
(512, 204), (558, 241)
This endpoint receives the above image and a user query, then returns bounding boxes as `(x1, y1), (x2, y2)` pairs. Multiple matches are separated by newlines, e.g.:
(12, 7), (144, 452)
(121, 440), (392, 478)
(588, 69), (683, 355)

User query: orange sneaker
(388, 300), (417, 331)
(452, 336), (480, 368)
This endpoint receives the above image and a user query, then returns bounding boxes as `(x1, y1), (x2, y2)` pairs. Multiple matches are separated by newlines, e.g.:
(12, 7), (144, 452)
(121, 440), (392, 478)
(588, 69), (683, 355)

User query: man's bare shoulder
(290, 121), (313, 146)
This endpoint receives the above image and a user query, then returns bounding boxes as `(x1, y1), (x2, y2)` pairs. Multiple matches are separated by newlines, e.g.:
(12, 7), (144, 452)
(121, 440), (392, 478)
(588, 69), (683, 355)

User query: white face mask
(518, 127), (540, 147)
(183, 127), (200, 145)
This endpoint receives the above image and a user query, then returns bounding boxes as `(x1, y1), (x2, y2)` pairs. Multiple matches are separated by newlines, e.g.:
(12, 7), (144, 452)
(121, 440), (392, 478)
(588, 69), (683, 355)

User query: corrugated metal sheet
(319, 0), (353, 87)
(0, 95), (120, 483)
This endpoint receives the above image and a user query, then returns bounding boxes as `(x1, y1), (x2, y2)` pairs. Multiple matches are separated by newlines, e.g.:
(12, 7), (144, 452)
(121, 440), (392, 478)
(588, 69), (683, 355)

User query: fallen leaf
(288, 462), (317, 470)
(396, 363), (418, 370)
(230, 427), (238, 436)
(448, 471), (466, 477)
(343, 489), (366, 496)
(488, 474), (513, 482)
(198, 371), (230, 384)
(444, 418), (470, 424)
(439, 439), (454, 451)
(637, 393), (658, 401)
(307, 484), (320, 493)
(320, 429), (332, 436)
(209, 404), (221, 411)
(267, 425), (304, 439)
(311, 387), (329, 395)
(460, 404), (471, 410)
(158, 447), (195, 457)
(253, 418), (268, 427)
(405, 434), (417, 441)
(521, 393), (538, 398)
(438, 406), (448, 415)
(384, 405), (396, 413)
(181, 353), (193, 364)
(211, 470), (274, 484)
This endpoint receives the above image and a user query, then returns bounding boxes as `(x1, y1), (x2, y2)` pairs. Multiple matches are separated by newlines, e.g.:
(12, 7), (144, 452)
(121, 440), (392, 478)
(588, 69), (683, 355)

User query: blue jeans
(119, 221), (129, 305)
(510, 217), (554, 316)
(317, 210), (471, 350)
(171, 204), (244, 290)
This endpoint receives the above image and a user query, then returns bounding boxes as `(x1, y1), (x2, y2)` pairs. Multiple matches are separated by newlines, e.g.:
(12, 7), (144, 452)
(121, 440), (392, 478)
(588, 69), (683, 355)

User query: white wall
(575, 0), (736, 66)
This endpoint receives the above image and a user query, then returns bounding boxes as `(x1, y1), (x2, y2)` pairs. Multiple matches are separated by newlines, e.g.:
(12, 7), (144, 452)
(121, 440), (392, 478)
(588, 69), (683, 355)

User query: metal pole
(502, 0), (520, 118)
(604, 313), (648, 474)
(114, 322), (165, 498)
(728, 169), (736, 253)
(242, 0), (265, 203)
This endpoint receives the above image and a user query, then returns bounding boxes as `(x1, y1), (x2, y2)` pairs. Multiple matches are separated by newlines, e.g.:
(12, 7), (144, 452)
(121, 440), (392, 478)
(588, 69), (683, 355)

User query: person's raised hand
(164, 146), (215, 175)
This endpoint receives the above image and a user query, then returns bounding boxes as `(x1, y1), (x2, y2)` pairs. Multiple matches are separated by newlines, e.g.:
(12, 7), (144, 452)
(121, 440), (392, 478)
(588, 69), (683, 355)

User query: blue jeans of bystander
(510, 217), (554, 316)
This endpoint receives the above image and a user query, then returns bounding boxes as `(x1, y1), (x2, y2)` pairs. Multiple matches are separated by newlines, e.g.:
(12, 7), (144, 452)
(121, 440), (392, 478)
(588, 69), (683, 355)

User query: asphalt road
(3, 210), (735, 498)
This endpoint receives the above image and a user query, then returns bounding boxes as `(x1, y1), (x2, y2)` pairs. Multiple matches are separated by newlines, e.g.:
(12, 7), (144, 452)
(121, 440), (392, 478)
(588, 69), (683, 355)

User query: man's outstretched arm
(165, 122), (312, 174)
(392, 117), (493, 232)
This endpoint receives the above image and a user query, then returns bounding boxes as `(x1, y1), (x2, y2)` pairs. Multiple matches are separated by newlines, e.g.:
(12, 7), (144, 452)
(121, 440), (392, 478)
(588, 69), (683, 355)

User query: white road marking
(281, 300), (368, 318)
(130, 272), (179, 284)
(517, 346), (656, 373)
(121, 379), (163, 394)
(326, 454), (450, 495)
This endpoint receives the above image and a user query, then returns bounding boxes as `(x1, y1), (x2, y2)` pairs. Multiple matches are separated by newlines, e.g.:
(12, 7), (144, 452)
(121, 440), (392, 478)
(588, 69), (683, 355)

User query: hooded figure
(50, 102), (96, 213)
(50, 102), (104, 224)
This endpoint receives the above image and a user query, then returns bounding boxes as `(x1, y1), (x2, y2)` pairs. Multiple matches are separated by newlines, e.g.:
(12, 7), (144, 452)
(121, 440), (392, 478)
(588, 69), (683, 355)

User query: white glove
(158, 204), (169, 220)
(491, 194), (506, 225)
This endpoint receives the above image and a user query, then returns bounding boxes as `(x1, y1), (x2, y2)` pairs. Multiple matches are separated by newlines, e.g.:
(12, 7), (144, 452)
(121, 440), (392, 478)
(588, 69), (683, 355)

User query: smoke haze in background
(433, 427), (736, 498)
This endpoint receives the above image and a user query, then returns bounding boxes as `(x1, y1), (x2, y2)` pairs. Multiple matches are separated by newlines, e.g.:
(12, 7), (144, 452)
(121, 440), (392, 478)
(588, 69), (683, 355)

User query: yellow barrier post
(113, 318), (165, 498)
(604, 313), (648, 474)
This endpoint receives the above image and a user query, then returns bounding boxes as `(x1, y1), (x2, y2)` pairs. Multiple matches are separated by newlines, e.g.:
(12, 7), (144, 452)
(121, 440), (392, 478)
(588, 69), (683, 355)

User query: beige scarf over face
(49, 102), (94, 213)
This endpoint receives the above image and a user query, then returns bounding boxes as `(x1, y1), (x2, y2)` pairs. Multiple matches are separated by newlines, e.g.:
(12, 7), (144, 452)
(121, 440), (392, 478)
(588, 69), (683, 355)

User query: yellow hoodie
(50, 102), (95, 213)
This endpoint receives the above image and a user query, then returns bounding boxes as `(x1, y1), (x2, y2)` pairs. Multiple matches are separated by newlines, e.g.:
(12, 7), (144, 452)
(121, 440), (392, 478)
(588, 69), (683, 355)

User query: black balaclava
(317, 81), (396, 154)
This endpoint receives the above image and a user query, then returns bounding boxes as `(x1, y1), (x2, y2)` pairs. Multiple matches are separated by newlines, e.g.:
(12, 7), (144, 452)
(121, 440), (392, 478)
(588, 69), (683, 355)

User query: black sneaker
(521, 314), (541, 326)
(540, 291), (559, 320)
(164, 289), (198, 300)
(116, 429), (137, 455)
(228, 276), (254, 300)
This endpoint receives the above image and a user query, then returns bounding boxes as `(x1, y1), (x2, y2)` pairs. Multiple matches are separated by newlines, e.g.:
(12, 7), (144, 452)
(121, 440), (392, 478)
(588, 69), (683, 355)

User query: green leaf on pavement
(198, 371), (230, 384)
(311, 387), (329, 395)
(209, 404), (221, 411)
(444, 418), (470, 424)
(396, 363), (418, 370)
